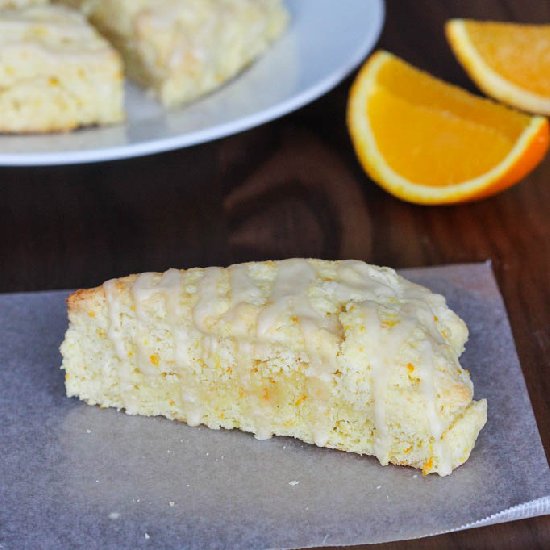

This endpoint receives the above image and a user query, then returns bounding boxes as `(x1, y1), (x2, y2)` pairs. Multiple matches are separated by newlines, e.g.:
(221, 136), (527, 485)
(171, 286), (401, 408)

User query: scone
(0, 5), (123, 133)
(0, 0), (50, 10)
(57, 0), (288, 106)
(0, 1), (49, 8)
(60, 259), (487, 476)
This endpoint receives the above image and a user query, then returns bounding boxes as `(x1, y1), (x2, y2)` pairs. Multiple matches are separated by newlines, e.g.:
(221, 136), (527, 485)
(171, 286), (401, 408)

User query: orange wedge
(346, 51), (549, 205)
(447, 20), (550, 115)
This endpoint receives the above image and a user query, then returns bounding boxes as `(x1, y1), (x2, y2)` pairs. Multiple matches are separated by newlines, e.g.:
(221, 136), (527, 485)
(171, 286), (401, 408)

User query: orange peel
(347, 51), (549, 205)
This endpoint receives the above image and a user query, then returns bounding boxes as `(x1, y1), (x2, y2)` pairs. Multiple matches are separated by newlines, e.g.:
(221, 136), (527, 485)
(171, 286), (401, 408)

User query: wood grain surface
(1, 1), (548, 548)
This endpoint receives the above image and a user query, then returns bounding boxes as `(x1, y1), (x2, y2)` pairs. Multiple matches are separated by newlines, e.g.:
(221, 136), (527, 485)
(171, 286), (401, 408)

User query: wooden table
(1, 1), (548, 548)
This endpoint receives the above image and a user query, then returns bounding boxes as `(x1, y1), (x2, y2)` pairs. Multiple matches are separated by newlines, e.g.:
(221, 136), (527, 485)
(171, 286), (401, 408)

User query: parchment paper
(0, 263), (549, 549)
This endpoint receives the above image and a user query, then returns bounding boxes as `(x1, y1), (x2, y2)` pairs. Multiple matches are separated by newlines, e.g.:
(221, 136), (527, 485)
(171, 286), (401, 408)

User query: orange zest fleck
(422, 457), (434, 475)
(294, 394), (308, 406)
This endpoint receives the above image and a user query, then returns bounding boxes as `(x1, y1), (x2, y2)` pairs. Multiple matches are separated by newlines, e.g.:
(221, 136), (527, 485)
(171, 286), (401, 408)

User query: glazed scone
(57, 0), (288, 106)
(60, 259), (487, 476)
(0, 0), (49, 8)
(0, 5), (123, 133)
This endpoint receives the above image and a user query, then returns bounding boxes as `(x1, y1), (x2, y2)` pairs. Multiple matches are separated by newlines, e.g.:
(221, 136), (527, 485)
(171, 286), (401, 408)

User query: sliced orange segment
(446, 19), (550, 115)
(346, 50), (549, 205)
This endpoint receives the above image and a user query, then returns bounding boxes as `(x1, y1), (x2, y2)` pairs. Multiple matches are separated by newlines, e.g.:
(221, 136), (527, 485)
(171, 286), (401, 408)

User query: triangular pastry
(61, 259), (487, 476)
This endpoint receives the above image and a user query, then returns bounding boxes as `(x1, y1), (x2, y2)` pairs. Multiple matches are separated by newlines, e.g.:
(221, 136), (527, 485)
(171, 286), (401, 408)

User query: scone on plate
(60, 259), (487, 476)
(0, 5), (123, 133)
(57, 0), (289, 106)
(0, 0), (49, 8)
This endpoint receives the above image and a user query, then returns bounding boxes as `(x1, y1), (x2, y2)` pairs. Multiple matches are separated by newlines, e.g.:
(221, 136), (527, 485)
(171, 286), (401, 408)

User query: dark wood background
(1, 1), (548, 548)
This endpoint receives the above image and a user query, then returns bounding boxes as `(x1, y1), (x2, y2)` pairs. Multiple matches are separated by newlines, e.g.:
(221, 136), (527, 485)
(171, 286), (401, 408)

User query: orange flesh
(368, 57), (535, 186)
(464, 22), (550, 97)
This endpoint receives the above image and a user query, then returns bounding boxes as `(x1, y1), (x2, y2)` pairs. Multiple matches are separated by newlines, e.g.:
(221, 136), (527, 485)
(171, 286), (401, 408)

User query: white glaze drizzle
(403, 296), (451, 475)
(104, 278), (136, 408)
(359, 302), (394, 463)
(130, 273), (158, 378)
(191, 268), (223, 427)
(0, 7), (116, 59)
(193, 267), (223, 332)
(257, 259), (337, 446)
(226, 263), (273, 439)
(230, 263), (263, 307)
(334, 261), (449, 472)
(157, 269), (183, 354)
(157, 268), (202, 426)
(417, 339), (449, 474)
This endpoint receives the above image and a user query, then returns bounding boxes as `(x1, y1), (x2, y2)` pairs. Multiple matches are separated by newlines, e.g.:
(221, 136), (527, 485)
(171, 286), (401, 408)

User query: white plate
(0, 0), (384, 166)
